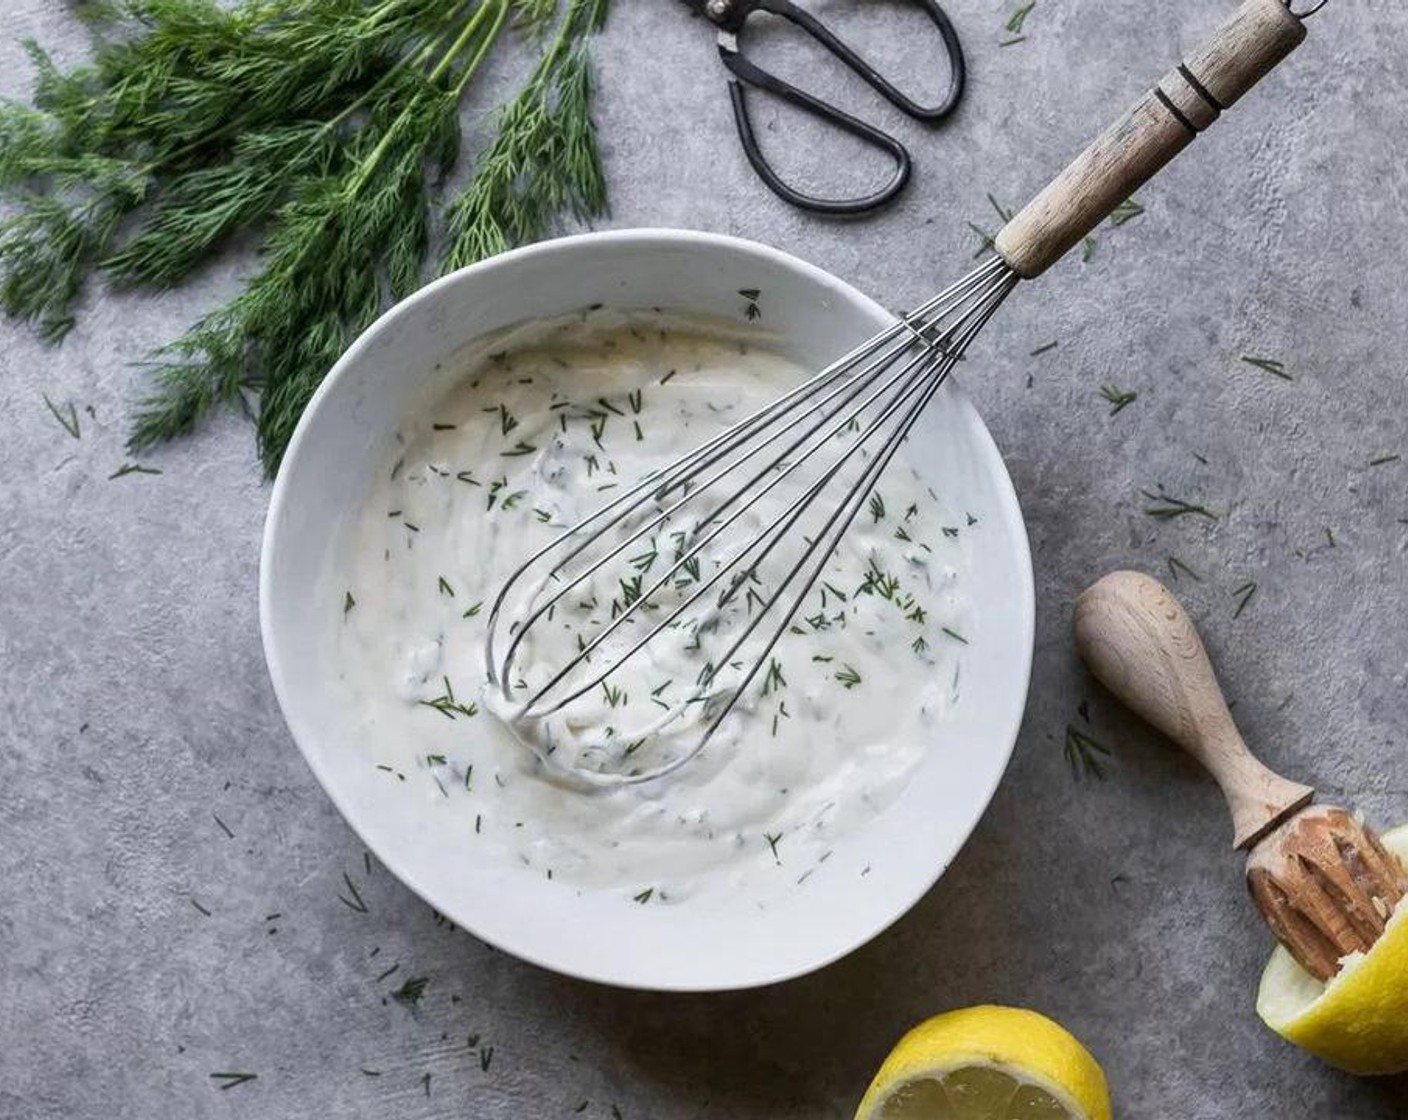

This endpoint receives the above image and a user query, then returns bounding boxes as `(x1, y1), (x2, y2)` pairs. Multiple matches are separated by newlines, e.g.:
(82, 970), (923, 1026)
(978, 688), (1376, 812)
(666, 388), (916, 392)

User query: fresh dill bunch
(2, 0), (611, 471)
(42, 0), (452, 156)
(0, 0), (452, 333)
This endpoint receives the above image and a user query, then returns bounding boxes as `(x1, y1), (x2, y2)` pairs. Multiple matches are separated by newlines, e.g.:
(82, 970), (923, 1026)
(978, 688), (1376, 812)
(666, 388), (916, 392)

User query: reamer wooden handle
(995, 0), (1308, 278)
(1074, 570), (1314, 850)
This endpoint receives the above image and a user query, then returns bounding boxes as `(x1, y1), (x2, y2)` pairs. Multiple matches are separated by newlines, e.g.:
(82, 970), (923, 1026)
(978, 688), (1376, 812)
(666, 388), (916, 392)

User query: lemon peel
(854, 1005), (1111, 1120)
(1256, 824), (1408, 1075)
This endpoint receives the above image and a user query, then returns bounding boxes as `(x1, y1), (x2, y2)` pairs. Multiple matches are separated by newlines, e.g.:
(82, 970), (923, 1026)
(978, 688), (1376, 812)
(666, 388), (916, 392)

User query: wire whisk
(485, 258), (1016, 783)
(485, 0), (1317, 785)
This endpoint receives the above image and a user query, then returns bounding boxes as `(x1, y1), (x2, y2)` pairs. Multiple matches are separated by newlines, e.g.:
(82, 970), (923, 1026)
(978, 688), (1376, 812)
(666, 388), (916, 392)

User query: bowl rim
(260, 226), (1036, 990)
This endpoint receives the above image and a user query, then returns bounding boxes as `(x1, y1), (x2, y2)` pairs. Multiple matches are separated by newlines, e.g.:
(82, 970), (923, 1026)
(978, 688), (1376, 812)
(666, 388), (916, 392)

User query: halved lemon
(854, 1005), (1112, 1120)
(1256, 823), (1408, 1075)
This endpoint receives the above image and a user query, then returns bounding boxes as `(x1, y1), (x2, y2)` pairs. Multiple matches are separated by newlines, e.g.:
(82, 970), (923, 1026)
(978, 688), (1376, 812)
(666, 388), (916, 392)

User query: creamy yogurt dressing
(325, 312), (973, 904)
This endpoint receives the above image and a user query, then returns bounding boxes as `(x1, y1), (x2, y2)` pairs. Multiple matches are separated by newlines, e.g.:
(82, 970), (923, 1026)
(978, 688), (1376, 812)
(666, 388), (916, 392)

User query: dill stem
(325, 0), (480, 127)
(513, 0), (604, 99)
(450, 1), (513, 96)
(430, 0), (507, 85)
(345, 6), (494, 199)
(344, 110), (417, 195)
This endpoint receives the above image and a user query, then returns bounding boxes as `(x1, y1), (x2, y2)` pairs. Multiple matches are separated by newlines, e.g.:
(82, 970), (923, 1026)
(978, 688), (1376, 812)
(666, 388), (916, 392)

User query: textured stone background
(3, 1), (1407, 1117)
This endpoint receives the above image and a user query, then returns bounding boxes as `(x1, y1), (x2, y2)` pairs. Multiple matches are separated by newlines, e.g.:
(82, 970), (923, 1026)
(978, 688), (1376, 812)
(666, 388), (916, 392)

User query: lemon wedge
(854, 1005), (1112, 1120)
(1256, 823), (1408, 1075)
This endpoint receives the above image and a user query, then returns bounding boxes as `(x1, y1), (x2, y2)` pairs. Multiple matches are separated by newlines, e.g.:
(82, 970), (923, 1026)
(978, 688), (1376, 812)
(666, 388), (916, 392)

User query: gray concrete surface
(3, 1), (1407, 1116)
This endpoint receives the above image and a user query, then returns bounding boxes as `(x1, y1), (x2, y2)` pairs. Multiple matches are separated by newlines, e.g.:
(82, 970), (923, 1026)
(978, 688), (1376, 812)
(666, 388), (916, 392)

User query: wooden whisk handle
(995, 0), (1308, 278)
(1074, 571), (1314, 850)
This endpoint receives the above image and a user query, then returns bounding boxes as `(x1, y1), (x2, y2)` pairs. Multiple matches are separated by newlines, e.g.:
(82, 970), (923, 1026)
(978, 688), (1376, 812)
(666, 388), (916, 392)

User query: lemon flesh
(1256, 824), (1408, 1075)
(855, 1005), (1112, 1120)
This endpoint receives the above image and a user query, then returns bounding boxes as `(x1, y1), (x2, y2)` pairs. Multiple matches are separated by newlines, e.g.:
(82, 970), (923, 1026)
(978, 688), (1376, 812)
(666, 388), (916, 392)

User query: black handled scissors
(678, 0), (965, 215)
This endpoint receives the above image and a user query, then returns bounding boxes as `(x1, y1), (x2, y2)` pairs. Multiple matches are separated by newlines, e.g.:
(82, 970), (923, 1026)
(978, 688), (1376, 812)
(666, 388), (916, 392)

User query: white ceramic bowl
(261, 229), (1034, 991)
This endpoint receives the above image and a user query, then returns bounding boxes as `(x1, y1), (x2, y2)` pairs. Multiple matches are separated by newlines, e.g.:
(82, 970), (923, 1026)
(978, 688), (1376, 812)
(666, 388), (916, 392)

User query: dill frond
(442, 0), (608, 271)
(0, 193), (129, 341)
(514, 0), (560, 33)
(101, 123), (341, 287)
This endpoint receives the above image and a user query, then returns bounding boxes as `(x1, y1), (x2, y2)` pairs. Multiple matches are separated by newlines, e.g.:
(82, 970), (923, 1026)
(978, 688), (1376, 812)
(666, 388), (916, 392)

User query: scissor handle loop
(714, 0), (965, 213)
(742, 0), (965, 121)
(721, 49), (911, 215)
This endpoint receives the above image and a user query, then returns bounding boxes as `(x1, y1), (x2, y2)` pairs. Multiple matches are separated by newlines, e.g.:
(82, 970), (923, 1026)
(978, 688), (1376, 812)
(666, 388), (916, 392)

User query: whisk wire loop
(484, 257), (1018, 785)
(506, 262), (1013, 717)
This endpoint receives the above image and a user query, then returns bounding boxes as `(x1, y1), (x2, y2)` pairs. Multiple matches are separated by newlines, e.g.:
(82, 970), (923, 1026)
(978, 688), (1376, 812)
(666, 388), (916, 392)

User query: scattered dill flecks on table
(1005, 1), (1036, 34)
(1109, 197), (1145, 226)
(1081, 235), (1097, 262)
(337, 871), (369, 914)
(212, 813), (235, 840)
(967, 194), (1013, 256)
(42, 393), (80, 438)
(1141, 485), (1217, 521)
(1369, 453), (1401, 467)
(1166, 556), (1201, 583)
(1, 0), (612, 475)
(632, 887), (653, 904)
(1232, 580), (1257, 618)
(1098, 384), (1137, 415)
(343, 591), (356, 614)
(966, 221), (997, 258)
(190, 898), (212, 917)
(210, 1072), (258, 1091)
(1064, 725), (1110, 781)
(391, 975), (428, 1008)
(108, 462), (161, 480)
(1239, 355), (1292, 381)
(1029, 340), (1058, 356)
(1000, 35), (1027, 47)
